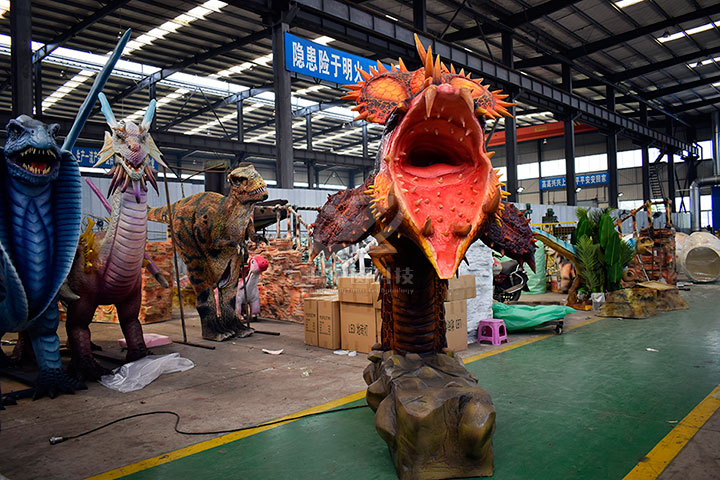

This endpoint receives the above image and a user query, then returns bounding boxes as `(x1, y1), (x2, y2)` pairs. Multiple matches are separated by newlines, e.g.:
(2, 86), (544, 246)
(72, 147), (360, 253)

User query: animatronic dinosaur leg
(66, 300), (111, 381)
(219, 257), (253, 337)
(28, 304), (86, 398)
(196, 288), (234, 342)
(116, 292), (149, 362)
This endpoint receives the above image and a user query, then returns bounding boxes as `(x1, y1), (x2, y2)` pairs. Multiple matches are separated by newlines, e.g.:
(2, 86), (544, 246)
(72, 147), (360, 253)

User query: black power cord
(49, 404), (369, 445)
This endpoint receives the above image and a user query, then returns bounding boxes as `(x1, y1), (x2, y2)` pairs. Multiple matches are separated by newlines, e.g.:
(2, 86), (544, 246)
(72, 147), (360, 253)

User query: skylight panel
(657, 20), (720, 43)
(0, 0), (9, 17)
(41, 1), (227, 112)
(614, 0), (644, 8)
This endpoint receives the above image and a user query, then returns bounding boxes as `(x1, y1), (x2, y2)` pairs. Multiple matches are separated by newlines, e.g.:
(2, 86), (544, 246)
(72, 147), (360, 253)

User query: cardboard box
(340, 302), (377, 353)
(445, 274), (476, 301)
(464, 274), (476, 299)
(444, 300), (468, 352)
(317, 296), (341, 350)
(303, 297), (319, 346)
(338, 276), (375, 304)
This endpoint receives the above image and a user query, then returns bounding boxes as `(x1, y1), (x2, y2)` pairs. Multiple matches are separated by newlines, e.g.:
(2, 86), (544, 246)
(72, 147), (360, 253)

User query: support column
(667, 118), (676, 212)
(502, 32), (518, 203)
(562, 64), (576, 206)
(640, 105), (651, 203)
(306, 161), (314, 189)
(272, 21), (294, 189)
(237, 100), (244, 143)
(11, 0), (33, 116)
(667, 150), (676, 212)
(713, 111), (720, 177)
(362, 123), (369, 165)
(34, 62), (42, 116)
(306, 114), (313, 151)
(149, 83), (157, 130)
(606, 85), (619, 207)
(413, 0), (427, 31)
(537, 139), (544, 205)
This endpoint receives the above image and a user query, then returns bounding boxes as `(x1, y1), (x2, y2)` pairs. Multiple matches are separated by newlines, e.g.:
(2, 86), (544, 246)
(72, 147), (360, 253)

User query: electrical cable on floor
(48, 404), (370, 445)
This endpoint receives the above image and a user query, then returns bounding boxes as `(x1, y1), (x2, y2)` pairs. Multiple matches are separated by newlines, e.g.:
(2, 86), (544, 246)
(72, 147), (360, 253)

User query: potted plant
(572, 208), (635, 309)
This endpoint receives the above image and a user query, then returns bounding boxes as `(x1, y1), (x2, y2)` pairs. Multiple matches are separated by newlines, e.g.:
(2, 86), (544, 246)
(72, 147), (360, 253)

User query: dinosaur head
(343, 36), (512, 279)
(249, 255), (269, 274)
(4, 115), (62, 185)
(95, 93), (166, 202)
(228, 163), (268, 203)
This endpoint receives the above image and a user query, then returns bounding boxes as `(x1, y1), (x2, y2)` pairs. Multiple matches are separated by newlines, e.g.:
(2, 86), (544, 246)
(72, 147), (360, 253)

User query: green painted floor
(120, 287), (720, 480)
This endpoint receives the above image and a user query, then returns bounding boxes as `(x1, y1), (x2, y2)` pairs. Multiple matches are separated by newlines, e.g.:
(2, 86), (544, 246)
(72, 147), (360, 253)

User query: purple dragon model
(62, 93), (166, 381)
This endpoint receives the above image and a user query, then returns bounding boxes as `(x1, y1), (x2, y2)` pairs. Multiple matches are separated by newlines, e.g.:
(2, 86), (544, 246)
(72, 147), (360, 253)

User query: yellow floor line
(87, 391), (366, 480)
(88, 314), (606, 480)
(623, 384), (720, 480)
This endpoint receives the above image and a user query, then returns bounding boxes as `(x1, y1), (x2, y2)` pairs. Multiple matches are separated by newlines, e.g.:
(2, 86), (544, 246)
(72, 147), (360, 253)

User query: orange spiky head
(343, 35), (514, 279)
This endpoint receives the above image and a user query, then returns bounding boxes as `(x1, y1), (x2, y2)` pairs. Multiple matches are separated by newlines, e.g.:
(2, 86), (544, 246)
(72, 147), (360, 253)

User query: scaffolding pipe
(691, 175), (720, 231)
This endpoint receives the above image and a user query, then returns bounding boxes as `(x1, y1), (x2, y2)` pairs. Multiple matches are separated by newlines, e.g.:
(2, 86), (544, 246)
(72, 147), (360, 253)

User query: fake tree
(572, 208), (635, 293)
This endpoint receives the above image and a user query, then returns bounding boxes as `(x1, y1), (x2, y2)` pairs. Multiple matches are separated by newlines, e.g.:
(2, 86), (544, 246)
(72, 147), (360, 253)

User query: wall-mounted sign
(540, 172), (609, 190)
(72, 146), (157, 169)
(284, 33), (390, 85)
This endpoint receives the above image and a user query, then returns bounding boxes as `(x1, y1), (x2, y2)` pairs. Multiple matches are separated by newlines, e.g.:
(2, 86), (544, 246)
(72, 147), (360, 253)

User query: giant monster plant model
(313, 36), (535, 479)
(0, 31), (130, 402)
(62, 94), (164, 381)
(148, 163), (268, 341)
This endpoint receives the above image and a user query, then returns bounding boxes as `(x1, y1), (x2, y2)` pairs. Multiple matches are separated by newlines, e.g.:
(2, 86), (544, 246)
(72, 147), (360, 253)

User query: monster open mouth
(380, 86), (497, 278)
(10, 147), (59, 176)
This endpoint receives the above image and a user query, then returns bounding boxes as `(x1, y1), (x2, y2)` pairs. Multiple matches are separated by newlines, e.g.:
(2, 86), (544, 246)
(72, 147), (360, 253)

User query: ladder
(648, 163), (664, 200)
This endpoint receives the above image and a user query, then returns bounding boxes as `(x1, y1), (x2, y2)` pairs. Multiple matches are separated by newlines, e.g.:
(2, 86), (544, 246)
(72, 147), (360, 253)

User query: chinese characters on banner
(539, 172), (609, 191)
(72, 147), (102, 168)
(72, 147), (158, 170)
(284, 33), (391, 84)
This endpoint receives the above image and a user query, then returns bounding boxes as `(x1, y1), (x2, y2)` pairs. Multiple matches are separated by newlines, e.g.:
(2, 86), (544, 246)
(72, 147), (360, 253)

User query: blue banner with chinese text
(539, 172), (609, 190)
(284, 33), (390, 84)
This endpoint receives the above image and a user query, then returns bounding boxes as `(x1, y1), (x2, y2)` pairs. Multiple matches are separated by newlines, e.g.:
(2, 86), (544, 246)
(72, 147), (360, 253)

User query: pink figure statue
(236, 255), (269, 318)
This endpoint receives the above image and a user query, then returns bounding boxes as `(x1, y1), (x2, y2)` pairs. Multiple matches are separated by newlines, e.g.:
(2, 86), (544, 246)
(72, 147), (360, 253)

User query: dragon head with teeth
(3, 115), (63, 185)
(94, 93), (166, 203)
(313, 35), (534, 279)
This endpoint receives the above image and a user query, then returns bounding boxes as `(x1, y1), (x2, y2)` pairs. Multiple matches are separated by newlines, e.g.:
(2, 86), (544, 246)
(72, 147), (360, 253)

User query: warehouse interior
(1, 0), (720, 479)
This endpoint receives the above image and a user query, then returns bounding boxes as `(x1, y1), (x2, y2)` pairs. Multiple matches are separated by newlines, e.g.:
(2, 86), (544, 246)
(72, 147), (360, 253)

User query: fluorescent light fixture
(576, 187), (582, 193)
(517, 186), (525, 193)
(0, 0), (9, 17)
(41, 0), (227, 112)
(385, 14), (399, 22)
(614, 0), (643, 8)
(618, 192), (624, 197)
(690, 56), (720, 68)
(658, 20), (720, 43)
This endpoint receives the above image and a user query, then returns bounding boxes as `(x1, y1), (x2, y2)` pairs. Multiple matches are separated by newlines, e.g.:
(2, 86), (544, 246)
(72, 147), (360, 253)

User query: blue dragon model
(0, 115), (85, 399)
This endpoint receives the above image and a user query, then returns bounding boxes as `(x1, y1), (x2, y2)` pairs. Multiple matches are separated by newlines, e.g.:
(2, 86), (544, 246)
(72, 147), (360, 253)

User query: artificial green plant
(572, 208), (635, 292)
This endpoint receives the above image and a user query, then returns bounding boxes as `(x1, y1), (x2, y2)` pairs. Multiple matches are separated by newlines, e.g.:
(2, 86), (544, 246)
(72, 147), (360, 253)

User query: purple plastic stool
(477, 318), (508, 346)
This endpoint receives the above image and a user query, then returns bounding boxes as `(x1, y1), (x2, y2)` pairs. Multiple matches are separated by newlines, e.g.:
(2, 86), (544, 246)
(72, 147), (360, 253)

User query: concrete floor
(1, 287), (718, 479)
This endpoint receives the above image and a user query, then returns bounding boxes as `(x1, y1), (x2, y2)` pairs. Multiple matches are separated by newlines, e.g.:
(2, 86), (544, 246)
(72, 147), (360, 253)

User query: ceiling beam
(161, 85), (273, 131)
(0, 0), (133, 94)
(290, 0), (696, 155)
(104, 28), (272, 107)
(615, 73), (720, 104)
(444, 0), (579, 41)
(667, 96), (720, 114)
(573, 45), (720, 89)
(0, 112), (371, 168)
(244, 101), (346, 136)
(516, 3), (720, 67)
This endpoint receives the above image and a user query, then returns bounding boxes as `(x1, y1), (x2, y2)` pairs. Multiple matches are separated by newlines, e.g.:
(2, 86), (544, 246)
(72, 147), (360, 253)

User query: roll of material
(677, 232), (720, 283)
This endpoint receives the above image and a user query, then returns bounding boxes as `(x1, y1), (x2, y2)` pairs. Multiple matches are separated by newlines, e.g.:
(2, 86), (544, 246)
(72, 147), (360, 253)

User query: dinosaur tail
(147, 205), (171, 224)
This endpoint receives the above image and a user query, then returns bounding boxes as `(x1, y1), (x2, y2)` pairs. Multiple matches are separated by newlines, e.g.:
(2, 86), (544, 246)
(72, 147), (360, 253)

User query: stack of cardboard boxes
(304, 274), (476, 353)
